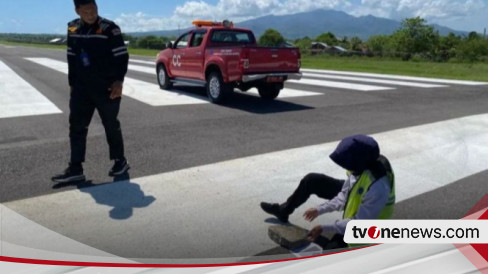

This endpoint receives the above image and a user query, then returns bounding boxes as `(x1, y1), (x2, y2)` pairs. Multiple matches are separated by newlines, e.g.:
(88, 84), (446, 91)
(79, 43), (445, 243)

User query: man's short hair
(74, 0), (96, 8)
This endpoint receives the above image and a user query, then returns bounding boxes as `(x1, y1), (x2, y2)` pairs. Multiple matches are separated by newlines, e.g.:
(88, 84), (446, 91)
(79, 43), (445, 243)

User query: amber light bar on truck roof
(192, 20), (234, 28)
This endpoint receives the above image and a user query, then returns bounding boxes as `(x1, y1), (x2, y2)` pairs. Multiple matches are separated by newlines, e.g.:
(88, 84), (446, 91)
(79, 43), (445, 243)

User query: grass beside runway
(0, 40), (160, 57)
(302, 55), (488, 82)
(0, 40), (66, 50)
(3, 40), (488, 82)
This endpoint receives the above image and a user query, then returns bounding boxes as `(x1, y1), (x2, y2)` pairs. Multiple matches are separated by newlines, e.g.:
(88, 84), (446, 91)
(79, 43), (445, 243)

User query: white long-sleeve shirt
(316, 173), (391, 235)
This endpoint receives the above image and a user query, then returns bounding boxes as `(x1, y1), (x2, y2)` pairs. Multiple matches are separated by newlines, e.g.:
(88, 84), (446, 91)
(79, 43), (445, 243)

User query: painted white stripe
(0, 60), (62, 119)
(304, 72), (448, 88)
(24, 57), (208, 106)
(26, 58), (321, 105)
(127, 64), (322, 98)
(130, 59), (155, 65)
(130, 63), (441, 90)
(5, 113), (488, 259)
(289, 78), (394, 91)
(301, 68), (488, 86)
(123, 79), (209, 106)
(128, 64), (154, 74)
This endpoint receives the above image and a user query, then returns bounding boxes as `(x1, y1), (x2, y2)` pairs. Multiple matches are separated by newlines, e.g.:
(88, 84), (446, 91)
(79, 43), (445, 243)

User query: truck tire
(206, 72), (231, 103)
(258, 84), (281, 100)
(157, 64), (173, 90)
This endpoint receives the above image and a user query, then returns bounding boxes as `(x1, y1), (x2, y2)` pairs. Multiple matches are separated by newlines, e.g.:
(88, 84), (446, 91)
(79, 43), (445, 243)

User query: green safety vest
(343, 157), (395, 244)
(342, 158), (395, 247)
(343, 168), (395, 220)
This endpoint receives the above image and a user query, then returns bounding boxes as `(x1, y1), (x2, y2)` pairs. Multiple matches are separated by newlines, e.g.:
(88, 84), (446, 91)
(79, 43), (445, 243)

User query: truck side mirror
(165, 41), (173, 49)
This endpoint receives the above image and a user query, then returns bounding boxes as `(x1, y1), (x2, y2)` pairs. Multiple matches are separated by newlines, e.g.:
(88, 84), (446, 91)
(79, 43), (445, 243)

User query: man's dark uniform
(66, 17), (128, 167)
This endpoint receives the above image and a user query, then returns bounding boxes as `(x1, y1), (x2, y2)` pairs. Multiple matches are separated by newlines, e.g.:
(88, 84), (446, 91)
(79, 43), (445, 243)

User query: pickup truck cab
(156, 20), (302, 103)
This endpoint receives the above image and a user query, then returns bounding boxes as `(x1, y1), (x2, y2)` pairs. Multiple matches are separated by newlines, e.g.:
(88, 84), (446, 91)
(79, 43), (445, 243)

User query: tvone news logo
(352, 225), (445, 239)
(351, 225), (480, 240)
(346, 220), (487, 244)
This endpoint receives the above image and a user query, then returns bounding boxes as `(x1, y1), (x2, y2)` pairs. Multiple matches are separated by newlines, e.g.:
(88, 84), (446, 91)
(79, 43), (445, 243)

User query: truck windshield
(210, 30), (254, 44)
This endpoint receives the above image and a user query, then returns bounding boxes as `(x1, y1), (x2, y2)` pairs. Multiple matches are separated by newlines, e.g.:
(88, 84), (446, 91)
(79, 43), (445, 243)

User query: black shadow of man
(77, 173), (155, 220)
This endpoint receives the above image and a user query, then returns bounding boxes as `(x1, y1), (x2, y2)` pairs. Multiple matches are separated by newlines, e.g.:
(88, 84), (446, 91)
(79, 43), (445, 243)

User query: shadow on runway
(167, 85), (315, 114)
(52, 172), (155, 220)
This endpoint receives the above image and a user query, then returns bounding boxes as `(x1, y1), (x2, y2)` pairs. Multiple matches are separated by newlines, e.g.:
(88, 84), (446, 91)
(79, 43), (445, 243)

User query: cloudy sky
(0, 0), (487, 34)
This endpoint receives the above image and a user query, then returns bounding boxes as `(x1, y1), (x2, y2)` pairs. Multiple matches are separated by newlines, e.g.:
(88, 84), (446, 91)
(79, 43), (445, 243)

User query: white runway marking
(124, 79), (209, 106)
(25, 58), (321, 105)
(0, 60), (62, 119)
(303, 72), (448, 88)
(130, 59), (155, 66)
(128, 64), (154, 74)
(25, 58), (209, 106)
(289, 78), (394, 91)
(5, 113), (488, 259)
(301, 68), (488, 86)
(131, 63), (446, 89)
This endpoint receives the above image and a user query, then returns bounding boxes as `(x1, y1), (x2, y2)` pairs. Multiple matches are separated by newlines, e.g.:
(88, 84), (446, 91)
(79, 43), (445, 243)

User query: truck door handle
(196, 52), (202, 55)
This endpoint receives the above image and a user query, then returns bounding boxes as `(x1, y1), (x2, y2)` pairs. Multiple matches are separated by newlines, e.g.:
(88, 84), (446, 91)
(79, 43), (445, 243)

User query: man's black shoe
(109, 158), (130, 177)
(260, 202), (289, 223)
(51, 164), (85, 183)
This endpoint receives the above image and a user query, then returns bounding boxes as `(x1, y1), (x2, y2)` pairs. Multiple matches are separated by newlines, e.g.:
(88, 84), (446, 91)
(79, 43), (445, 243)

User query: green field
(0, 40), (67, 50)
(302, 55), (488, 82)
(3, 41), (488, 82)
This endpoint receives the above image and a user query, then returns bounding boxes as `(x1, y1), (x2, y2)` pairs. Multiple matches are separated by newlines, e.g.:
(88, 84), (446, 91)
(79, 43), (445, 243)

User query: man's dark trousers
(69, 85), (124, 164)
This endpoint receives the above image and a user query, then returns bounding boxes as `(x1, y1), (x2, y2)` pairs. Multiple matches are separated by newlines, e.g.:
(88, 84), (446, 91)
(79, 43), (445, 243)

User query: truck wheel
(207, 72), (230, 103)
(157, 64), (173, 90)
(258, 84), (281, 100)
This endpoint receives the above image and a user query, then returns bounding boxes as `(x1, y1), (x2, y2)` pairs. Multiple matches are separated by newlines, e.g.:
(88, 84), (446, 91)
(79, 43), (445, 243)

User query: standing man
(52, 0), (130, 183)
(260, 135), (395, 248)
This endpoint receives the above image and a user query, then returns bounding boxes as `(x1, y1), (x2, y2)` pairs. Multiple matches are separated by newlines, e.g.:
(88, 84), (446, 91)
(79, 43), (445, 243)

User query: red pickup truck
(156, 20), (302, 103)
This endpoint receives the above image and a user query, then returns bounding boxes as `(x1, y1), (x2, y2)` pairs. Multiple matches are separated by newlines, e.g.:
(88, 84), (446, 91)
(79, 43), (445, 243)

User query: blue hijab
(329, 134), (380, 172)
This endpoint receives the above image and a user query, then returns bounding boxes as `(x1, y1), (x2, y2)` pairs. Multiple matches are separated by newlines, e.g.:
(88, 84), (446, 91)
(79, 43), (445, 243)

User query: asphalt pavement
(1, 44), (487, 263)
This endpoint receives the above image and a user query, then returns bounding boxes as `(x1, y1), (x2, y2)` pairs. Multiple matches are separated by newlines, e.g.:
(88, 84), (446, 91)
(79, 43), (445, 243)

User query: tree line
(2, 16), (487, 62)
(0, 33), (64, 44)
(0, 32), (175, 50)
(259, 17), (488, 63)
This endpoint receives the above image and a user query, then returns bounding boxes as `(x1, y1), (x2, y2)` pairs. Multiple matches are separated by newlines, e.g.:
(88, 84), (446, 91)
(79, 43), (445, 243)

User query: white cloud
(113, 0), (486, 33)
(173, 1), (216, 19)
(114, 12), (185, 32)
(174, 0), (352, 19)
(351, 0), (486, 23)
(279, 0), (352, 14)
(114, 0), (352, 32)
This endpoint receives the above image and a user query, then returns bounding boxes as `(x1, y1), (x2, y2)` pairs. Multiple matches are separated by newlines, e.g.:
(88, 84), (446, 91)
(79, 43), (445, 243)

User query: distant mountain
(129, 9), (468, 40)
